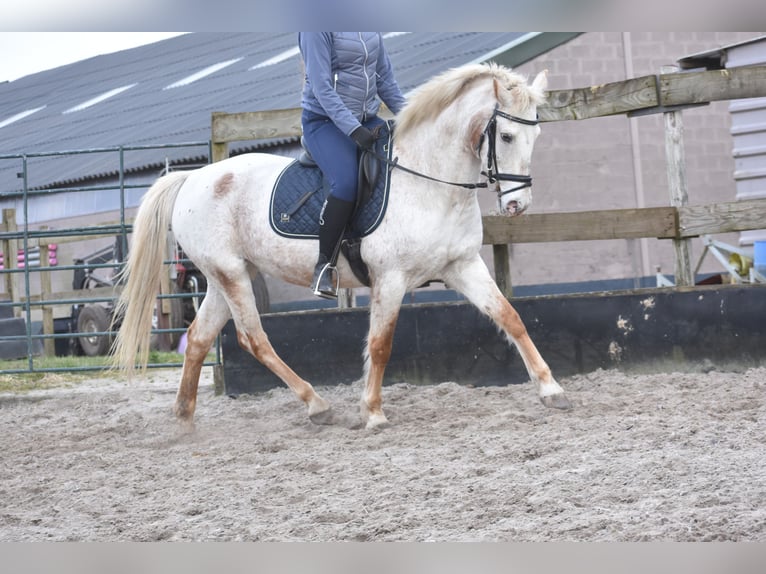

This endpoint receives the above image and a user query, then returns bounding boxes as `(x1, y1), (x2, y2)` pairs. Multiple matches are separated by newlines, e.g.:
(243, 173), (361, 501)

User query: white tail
(111, 171), (190, 376)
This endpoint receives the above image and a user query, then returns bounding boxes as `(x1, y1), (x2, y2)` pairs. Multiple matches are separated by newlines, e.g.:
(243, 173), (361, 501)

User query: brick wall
(485, 32), (759, 288)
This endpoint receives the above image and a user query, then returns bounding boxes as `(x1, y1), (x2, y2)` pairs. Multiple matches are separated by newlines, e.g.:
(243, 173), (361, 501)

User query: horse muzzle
(497, 187), (531, 216)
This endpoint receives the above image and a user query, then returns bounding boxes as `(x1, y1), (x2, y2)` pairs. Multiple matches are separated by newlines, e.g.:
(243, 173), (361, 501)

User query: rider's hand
(350, 126), (375, 150)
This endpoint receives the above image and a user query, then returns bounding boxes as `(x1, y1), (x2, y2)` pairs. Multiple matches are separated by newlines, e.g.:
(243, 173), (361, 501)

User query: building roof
(678, 34), (766, 70)
(0, 32), (578, 195)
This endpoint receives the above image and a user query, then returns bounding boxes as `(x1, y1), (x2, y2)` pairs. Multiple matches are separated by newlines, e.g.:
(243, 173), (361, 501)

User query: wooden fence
(211, 64), (766, 298)
(211, 66), (766, 152)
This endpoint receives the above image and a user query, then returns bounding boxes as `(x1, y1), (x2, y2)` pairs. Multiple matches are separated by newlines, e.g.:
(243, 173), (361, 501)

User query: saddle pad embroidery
(269, 123), (393, 240)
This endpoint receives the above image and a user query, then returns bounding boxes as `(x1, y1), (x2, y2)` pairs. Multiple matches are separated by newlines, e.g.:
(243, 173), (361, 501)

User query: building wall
(491, 31), (759, 288)
(726, 37), (766, 246)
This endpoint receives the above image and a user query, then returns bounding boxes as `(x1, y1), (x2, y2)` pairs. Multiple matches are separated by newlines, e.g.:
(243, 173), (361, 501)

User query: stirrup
(312, 261), (339, 300)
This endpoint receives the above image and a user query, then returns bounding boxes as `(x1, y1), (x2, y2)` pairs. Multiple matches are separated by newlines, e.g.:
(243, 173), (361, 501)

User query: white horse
(112, 62), (571, 430)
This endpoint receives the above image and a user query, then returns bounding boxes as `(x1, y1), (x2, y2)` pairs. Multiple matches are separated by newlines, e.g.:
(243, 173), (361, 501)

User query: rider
(298, 32), (407, 299)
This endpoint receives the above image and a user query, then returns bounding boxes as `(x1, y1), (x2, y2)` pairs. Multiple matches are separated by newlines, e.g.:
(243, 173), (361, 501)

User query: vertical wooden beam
(2, 209), (18, 314)
(160, 232), (174, 316)
(39, 236), (55, 356)
(154, 232), (175, 352)
(211, 141), (229, 164)
(662, 66), (693, 287)
(213, 363), (225, 396)
(492, 244), (513, 299)
(211, 112), (230, 163)
(337, 288), (354, 309)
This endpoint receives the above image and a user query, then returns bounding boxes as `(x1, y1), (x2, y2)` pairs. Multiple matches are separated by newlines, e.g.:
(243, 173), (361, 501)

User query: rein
(368, 106), (539, 198)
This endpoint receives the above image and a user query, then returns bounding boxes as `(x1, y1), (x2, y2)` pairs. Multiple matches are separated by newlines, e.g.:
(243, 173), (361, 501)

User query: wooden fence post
(662, 65), (694, 287)
(39, 231), (55, 356)
(211, 141), (228, 163)
(493, 244), (513, 299)
(2, 209), (18, 313)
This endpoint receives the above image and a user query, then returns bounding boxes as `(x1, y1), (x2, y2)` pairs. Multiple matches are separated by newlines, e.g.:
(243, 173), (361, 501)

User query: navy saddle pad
(269, 123), (393, 239)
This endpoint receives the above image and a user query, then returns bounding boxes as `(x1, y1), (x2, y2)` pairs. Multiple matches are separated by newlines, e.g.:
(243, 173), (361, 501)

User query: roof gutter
(475, 32), (582, 68)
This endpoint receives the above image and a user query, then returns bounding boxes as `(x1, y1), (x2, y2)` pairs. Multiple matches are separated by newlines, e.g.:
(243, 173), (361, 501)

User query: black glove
(350, 125), (375, 150)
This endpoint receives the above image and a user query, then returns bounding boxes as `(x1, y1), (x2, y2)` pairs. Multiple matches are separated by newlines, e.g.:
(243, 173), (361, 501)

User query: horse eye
(500, 133), (513, 144)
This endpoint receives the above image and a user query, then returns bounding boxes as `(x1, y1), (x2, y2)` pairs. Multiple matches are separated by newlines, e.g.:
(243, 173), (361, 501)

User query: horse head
(471, 68), (547, 216)
(393, 64), (548, 216)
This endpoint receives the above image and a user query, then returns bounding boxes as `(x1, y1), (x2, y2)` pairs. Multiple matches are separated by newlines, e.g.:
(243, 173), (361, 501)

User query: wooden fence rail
(482, 198), (766, 244)
(539, 65), (766, 121)
(211, 65), (766, 150)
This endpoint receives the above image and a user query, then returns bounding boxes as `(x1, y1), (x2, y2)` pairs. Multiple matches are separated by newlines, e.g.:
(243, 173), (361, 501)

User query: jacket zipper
(359, 32), (370, 122)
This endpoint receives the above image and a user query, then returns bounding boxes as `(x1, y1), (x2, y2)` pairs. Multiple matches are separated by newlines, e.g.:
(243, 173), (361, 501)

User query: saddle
(270, 122), (394, 286)
(297, 136), (381, 221)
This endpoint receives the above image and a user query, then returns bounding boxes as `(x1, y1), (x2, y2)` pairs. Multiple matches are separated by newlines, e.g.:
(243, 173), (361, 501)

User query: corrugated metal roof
(0, 32), (574, 195)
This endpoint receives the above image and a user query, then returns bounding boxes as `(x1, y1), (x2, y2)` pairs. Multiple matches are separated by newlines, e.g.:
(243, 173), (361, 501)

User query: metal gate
(0, 141), (220, 375)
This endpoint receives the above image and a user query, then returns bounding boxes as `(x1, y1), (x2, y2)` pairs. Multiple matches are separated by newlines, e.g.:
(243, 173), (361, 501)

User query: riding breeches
(301, 109), (384, 203)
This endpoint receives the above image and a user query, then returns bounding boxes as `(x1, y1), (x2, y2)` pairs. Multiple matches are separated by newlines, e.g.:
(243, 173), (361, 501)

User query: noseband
(478, 105), (539, 198)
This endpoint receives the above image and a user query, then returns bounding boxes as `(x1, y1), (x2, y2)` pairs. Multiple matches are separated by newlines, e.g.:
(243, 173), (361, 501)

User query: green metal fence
(0, 141), (219, 375)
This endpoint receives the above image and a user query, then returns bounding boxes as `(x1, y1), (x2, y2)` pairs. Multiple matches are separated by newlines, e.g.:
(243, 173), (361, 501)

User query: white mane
(395, 62), (545, 138)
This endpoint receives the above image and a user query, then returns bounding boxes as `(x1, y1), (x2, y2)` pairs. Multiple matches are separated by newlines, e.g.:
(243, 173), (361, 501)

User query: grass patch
(0, 351), (190, 393)
(0, 372), (75, 393)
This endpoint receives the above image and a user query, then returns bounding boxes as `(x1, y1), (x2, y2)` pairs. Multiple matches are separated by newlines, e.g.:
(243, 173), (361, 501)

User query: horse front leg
(445, 256), (572, 410)
(361, 278), (407, 429)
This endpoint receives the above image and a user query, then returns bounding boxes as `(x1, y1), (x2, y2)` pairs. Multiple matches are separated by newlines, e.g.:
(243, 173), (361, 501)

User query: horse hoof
(365, 412), (390, 430)
(309, 407), (335, 426)
(307, 395), (333, 425)
(541, 393), (572, 410)
(176, 417), (196, 435)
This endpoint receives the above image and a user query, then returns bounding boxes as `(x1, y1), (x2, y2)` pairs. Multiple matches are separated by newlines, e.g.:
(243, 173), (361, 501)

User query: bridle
(477, 105), (539, 197)
(368, 105), (539, 201)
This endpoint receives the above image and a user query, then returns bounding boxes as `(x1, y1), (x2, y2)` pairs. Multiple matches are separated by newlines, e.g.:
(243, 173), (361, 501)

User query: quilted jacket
(299, 32), (406, 136)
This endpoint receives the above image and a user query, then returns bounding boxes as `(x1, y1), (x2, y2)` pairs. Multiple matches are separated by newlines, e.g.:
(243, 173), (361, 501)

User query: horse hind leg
(173, 286), (230, 430)
(236, 327), (334, 425)
(212, 266), (334, 425)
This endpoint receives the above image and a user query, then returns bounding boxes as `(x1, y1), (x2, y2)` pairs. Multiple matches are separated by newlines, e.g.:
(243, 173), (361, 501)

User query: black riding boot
(312, 195), (355, 299)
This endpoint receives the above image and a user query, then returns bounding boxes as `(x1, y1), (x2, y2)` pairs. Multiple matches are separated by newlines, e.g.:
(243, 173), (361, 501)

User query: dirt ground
(0, 365), (764, 542)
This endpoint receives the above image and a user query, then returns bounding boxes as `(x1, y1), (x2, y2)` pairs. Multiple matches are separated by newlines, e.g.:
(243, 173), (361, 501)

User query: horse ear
(532, 69), (548, 92)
